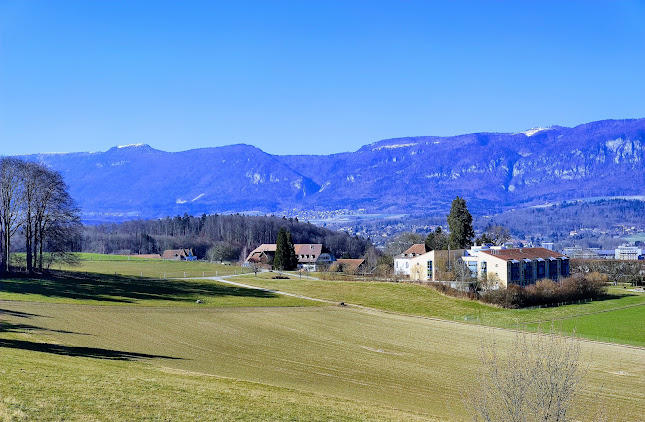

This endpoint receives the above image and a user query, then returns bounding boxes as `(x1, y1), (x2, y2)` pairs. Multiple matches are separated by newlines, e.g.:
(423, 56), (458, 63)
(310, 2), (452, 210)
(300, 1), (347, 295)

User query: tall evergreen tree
(425, 226), (448, 251)
(286, 231), (299, 270)
(447, 196), (474, 249)
(274, 227), (288, 270)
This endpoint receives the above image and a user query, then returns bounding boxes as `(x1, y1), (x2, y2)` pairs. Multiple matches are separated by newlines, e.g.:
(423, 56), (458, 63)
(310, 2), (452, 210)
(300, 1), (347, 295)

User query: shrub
(481, 284), (523, 308)
(481, 273), (608, 308)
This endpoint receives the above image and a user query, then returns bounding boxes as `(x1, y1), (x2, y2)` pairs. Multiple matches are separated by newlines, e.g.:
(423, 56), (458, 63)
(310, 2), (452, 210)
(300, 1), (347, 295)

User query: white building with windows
(615, 245), (642, 260)
(408, 245), (570, 288)
(394, 244), (426, 276)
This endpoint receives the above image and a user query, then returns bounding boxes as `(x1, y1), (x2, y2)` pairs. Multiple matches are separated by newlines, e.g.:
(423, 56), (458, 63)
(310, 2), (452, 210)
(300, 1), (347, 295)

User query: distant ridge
(18, 118), (645, 222)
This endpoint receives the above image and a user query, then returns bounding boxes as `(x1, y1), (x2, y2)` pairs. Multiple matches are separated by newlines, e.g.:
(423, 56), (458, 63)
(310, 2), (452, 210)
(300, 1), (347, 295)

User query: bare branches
(0, 157), (80, 274)
(467, 327), (586, 422)
(0, 157), (25, 273)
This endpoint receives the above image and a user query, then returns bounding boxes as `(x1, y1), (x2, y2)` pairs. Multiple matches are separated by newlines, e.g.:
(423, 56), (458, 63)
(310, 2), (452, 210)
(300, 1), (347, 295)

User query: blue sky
(1, 0), (644, 156)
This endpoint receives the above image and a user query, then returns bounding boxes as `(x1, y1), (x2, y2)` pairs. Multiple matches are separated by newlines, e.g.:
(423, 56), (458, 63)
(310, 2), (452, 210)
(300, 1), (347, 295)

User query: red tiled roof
(403, 244), (426, 256)
(395, 243), (426, 259)
(294, 244), (322, 259)
(480, 247), (566, 261)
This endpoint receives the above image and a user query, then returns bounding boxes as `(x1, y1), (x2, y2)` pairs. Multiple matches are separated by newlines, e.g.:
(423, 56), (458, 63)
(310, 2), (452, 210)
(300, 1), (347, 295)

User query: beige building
(408, 246), (569, 288)
(409, 249), (465, 282)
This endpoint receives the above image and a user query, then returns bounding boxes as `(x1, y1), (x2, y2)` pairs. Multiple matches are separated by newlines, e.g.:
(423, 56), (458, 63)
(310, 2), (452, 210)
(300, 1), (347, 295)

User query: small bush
(272, 275), (290, 280)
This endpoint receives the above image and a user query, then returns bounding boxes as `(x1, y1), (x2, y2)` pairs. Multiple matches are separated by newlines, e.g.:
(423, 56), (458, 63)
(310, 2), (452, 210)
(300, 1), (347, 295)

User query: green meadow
(62, 256), (252, 278)
(0, 257), (644, 420)
(237, 273), (645, 346)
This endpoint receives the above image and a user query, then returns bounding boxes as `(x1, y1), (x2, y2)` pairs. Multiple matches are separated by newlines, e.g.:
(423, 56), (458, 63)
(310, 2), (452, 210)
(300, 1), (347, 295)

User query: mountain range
(19, 118), (645, 222)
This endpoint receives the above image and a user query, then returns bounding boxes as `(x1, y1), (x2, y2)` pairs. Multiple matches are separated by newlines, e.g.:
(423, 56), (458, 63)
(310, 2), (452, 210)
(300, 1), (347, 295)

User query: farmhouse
(245, 243), (336, 271)
(394, 243), (427, 276)
(162, 248), (196, 261)
(409, 246), (570, 288)
(330, 258), (366, 273)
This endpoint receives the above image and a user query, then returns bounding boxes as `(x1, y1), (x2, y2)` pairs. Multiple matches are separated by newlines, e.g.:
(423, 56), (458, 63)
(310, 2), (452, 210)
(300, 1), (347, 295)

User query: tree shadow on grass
(0, 320), (179, 361)
(0, 271), (279, 303)
(0, 321), (88, 335)
(0, 308), (42, 318)
(0, 338), (181, 361)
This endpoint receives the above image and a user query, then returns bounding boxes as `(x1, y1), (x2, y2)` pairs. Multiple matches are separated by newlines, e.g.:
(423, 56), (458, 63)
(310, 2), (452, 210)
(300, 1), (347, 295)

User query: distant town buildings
(615, 245), (643, 260)
(562, 244), (643, 260)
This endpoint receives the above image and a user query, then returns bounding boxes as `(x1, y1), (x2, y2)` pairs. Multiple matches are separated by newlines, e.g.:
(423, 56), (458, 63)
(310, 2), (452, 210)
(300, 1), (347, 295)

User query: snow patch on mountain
(522, 127), (552, 137)
(118, 143), (147, 149)
(373, 143), (417, 150)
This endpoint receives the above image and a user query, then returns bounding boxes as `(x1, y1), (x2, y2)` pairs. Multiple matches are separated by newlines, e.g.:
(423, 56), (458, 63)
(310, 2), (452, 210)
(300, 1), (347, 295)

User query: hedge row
(481, 273), (608, 309)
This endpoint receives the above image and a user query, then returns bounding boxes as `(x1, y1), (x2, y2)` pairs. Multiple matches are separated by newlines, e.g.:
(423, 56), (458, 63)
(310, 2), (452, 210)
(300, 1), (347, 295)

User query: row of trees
(82, 214), (371, 262)
(0, 157), (80, 274)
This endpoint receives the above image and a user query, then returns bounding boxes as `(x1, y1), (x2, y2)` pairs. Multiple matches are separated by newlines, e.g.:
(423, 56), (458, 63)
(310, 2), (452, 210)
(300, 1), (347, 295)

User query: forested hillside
(81, 214), (371, 261)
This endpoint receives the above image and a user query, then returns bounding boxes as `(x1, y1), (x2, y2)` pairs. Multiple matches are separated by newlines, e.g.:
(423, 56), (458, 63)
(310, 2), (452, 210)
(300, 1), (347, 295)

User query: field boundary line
(204, 277), (336, 304)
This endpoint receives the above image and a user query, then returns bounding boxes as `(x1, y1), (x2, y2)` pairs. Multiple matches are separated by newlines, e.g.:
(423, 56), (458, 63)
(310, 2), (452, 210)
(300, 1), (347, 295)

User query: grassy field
(0, 329), (423, 421)
(0, 272), (315, 308)
(1, 259), (644, 420)
(64, 259), (251, 278)
(1, 301), (644, 421)
(236, 273), (645, 346)
(61, 253), (252, 278)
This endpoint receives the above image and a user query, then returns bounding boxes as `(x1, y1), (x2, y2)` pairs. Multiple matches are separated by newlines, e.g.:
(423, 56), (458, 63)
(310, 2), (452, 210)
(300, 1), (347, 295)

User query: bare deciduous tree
(0, 158), (24, 274)
(0, 157), (80, 274)
(466, 327), (588, 422)
(33, 167), (80, 272)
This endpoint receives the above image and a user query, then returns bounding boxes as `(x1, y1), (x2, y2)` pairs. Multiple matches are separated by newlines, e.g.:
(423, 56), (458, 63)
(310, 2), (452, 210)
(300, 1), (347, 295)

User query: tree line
(81, 213), (371, 262)
(0, 157), (81, 274)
